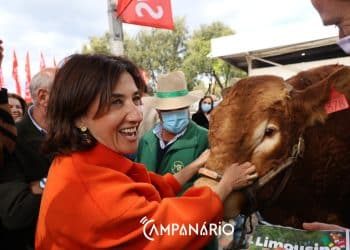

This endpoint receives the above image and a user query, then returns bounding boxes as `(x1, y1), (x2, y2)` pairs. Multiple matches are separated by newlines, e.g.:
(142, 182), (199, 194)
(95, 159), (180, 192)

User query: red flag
(117, 0), (174, 30)
(0, 67), (4, 88)
(40, 51), (46, 70)
(12, 50), (21, 96)
(53, 56), (57, 67)
(24, 51), (32, 103)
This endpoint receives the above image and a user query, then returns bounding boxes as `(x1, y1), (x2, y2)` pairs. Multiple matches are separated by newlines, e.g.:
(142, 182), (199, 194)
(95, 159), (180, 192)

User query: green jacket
(136, 121), (208, 190)
(136, 121), (217, 250)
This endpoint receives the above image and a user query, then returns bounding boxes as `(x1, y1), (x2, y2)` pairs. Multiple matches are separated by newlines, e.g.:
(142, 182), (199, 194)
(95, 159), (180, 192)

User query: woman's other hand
(213, 162), (257, 201)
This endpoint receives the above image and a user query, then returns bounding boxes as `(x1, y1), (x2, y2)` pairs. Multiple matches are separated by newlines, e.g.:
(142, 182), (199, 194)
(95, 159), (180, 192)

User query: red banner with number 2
(117, 0), (174, 30)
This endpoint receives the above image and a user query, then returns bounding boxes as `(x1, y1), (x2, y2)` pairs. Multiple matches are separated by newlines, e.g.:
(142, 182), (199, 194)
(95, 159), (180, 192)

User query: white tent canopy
(210, 27), (350, 78)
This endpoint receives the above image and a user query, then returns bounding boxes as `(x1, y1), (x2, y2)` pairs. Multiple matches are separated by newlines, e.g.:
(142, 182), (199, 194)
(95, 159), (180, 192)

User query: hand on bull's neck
(212, 162), (257, 201)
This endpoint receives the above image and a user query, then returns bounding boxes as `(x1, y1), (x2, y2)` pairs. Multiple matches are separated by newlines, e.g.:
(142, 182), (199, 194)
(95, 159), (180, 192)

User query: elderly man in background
(136, 71), (210, 192)
(15, 68), (56, 193)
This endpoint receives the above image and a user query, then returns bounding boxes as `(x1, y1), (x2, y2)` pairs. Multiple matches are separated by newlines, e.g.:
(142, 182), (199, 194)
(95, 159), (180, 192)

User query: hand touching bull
(212, 162), (257, 201)
(174, 148), (257, 203)
(194, 157), (257, 219)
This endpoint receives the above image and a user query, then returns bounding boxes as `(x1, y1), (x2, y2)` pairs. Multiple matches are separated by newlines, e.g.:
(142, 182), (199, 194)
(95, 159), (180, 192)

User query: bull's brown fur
(199, 65), (350, 228)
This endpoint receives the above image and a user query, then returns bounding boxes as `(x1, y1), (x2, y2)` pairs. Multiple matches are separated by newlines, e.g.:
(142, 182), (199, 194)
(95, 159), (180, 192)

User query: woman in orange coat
(35, 54), (257, 250)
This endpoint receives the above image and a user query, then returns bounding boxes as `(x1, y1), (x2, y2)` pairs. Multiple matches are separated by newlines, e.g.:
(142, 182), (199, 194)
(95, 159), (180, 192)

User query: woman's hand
(212, 162), (257, 201)
(223, 162), (257, 190)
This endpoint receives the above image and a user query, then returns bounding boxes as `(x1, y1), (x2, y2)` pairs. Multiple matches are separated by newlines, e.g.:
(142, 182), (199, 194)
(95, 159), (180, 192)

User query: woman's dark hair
(44, 54), (145, 155)
(196, 95), (214, 114)
(8, 93), (28, 115)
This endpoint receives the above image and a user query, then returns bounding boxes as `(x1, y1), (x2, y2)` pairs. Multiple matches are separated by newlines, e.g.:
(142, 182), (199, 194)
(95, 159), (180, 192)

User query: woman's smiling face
(8, 97), (23, 122)
(79, 72), (143, 154)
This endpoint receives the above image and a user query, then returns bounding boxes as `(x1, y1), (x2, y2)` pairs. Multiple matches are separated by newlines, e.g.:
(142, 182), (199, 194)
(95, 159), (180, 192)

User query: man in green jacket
(136, 71), (209, 192)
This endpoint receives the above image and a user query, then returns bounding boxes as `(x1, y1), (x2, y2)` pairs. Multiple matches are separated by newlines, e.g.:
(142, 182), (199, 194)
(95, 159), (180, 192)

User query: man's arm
(303, 222), (348, 231)
(173, 149), (210, 187)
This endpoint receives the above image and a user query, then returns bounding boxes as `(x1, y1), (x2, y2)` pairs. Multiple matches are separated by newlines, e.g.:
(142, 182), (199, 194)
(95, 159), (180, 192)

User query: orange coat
(35, 143), (223, 250)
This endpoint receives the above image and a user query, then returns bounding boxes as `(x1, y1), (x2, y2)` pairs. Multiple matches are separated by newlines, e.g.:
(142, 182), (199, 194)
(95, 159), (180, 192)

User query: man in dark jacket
(0, 65), (56, 249)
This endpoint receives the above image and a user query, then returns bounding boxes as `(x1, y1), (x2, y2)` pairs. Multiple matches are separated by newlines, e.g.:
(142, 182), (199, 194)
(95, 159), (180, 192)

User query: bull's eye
(264, 127), (276, 137)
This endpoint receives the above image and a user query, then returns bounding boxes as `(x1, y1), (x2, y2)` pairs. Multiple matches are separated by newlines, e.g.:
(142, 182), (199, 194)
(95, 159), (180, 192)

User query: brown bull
(195, 65), (350, 228)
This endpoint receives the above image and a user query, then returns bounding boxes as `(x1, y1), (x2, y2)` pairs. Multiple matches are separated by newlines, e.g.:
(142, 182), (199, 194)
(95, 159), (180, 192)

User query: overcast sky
(0, 0), (337, 93)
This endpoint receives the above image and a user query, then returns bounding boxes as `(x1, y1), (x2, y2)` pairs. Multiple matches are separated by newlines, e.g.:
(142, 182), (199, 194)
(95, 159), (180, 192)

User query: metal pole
(107, 0), (124, 56)
(245, 54), (252, 76)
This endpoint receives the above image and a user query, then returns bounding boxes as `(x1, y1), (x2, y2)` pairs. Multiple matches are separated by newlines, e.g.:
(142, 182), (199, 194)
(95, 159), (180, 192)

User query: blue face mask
(161, 109), (189, 134)
(201, 103), (212, 113)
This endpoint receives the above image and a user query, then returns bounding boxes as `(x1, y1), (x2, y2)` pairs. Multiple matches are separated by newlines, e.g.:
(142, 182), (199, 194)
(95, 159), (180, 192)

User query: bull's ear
(293, 66), (350, 127)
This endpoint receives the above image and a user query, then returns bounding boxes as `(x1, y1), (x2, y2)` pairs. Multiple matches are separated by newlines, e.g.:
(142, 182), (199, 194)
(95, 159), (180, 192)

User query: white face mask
(337, 35), (350, 54)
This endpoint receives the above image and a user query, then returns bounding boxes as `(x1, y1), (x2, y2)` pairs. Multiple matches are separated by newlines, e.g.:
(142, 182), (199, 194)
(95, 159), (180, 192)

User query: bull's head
(195, 66), (350, 219)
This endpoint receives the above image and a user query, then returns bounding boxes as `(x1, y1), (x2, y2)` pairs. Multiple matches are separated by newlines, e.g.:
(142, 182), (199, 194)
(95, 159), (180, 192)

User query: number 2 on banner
(136, 1), (164, 19)
(117, 0), (174, 29)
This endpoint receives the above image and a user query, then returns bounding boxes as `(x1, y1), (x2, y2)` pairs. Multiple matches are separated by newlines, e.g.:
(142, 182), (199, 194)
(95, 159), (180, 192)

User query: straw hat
(150, 71), (202, 110)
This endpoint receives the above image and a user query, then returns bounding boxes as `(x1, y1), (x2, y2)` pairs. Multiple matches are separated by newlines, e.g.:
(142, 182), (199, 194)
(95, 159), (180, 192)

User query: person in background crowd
(0, 88), (16, 168)
(136, 71), (210, 192)
(136, 72), (220, 250)
(0, 89), (21, 250)
(14, 68), (56, 195)
(302, 0), (350, 232)
(0, 67), (56, 250)
(8, 93), (27, 122)
(311, 0), (350, 53)
(192, 95), (214, 129)
(0, 40), (16, 168)
(35, 54), (257, 249)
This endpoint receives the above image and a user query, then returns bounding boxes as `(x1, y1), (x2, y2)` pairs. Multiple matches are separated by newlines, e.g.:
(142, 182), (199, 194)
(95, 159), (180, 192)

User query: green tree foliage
(82, 32), (111, 54)
(81, 19), (246, 92)
(124, 17), (188, 86)
(183, 22), (246, 93)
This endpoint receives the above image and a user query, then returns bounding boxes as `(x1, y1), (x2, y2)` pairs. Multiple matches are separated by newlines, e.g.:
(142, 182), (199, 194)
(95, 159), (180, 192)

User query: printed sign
(249, 224), (349, 250)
